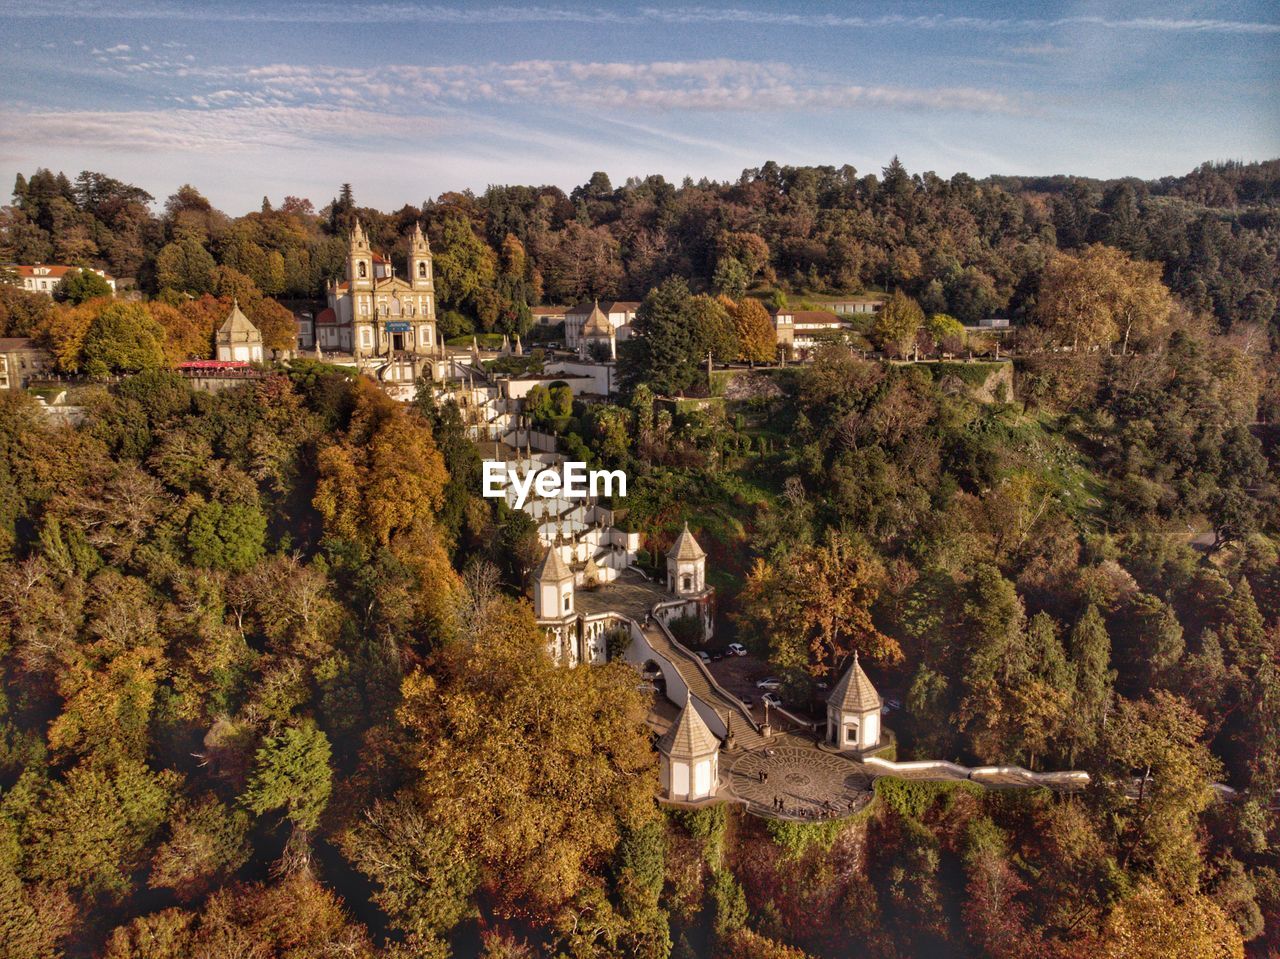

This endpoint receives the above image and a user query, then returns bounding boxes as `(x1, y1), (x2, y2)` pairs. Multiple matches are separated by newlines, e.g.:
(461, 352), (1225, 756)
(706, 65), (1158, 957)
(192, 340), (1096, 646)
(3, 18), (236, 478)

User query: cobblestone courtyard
(727, 739), (874, 820)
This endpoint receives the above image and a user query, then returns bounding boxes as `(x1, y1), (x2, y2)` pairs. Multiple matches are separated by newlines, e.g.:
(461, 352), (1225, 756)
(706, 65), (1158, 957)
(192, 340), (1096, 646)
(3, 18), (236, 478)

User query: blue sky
(1, 1), (1277, 213)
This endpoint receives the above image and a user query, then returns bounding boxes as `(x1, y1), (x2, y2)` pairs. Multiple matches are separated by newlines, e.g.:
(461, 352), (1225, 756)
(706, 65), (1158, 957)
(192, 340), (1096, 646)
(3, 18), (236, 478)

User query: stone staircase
(643, 622), (765, 752)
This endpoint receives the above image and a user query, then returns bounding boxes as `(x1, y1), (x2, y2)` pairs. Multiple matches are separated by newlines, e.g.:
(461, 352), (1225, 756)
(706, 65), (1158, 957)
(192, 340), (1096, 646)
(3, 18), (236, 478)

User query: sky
(0, 0), (1277, 213)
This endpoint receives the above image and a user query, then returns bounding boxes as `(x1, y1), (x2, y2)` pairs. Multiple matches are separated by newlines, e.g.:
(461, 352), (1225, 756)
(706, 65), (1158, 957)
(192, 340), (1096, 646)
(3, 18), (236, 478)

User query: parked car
(695, 651), (712, 665)
(755, 677), (782, 690)
(761, 692), (782, 708)
(885, 697), (903, 711)
(740, 694), (754, 708)
(710, 651), (725, 662)
(727, 643), (747, 656)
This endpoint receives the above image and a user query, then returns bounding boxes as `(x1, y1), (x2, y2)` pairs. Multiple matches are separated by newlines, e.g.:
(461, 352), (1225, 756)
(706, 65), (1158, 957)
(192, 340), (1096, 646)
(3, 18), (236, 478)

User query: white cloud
(2, 2), (1275, 34)
(94, 57), (1023, 115)
(0, 104), (454, 152)
(1005, 42), (1070, 56)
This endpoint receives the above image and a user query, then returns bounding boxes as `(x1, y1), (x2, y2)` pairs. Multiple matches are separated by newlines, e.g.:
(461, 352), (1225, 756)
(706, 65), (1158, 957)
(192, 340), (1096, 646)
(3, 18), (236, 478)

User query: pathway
(643, 621), (766, 751)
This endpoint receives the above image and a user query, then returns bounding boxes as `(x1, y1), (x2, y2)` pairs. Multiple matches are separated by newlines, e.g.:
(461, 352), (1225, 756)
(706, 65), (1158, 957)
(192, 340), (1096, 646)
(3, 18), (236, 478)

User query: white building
(658, 690), (721, 802)
(565, 299), (638, 351)
(12, 264), (115, 297)
(578, 301), (617, 361)
(826, 652), (882, 753)
(667, 522), (707, 596)
(827, 295), (886, 315)
(215, 300), (264, 363)
(319, 220), (436, 358)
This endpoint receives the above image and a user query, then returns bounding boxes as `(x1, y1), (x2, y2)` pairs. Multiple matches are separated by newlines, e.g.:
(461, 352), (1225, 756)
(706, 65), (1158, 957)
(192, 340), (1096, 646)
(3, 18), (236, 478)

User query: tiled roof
(668, 522), (706, 562)
(218, 299), (259, 336)
(828, 653), (881, 713)
(658, 691), (720, 759)
(534, 546), (573, 583)
(0, 337), (39, 351)
(315, 308), (338, 325)
(582, 301), (613, 336)
(569, 299), (641, 315)
(12, 264), (114, 280)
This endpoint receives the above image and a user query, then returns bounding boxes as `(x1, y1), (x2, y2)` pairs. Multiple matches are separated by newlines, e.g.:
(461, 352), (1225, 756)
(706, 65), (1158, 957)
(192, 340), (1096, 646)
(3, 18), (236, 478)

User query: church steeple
(410, 220), (433, 291)
(349, 219), (372, 290)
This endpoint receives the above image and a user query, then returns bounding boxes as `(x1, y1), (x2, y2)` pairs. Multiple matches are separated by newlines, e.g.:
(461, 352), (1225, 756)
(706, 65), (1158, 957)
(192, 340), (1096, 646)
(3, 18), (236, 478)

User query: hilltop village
(1, 161), (1279, 957)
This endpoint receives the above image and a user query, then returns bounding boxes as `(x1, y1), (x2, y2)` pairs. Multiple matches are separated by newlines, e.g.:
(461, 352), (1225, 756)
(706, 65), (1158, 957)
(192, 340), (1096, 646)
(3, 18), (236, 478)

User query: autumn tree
(81, 302), (168, 376)
(346, 592), (658, 941)
(722, 295), (777, 364)
(155, 233), (216, 294)
(739, 529), (898, 689)
(313, 381), (448, 549)
(1095, 880), (1244, 959)
(873, 291), (925, 359)
(1036, 244), (1173, 354)
(1092, 691), (1222, 886)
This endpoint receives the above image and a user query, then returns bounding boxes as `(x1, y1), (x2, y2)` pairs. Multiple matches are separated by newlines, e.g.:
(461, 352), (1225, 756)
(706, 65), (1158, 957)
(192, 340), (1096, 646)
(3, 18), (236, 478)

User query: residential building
(0, 338), (55, 391)
(531, 305), (568, 327)
(565, 299), (638, 350)
(11, 264), (116, 297)
(770, 308), (851, 351)
(826, 295), (885, 315)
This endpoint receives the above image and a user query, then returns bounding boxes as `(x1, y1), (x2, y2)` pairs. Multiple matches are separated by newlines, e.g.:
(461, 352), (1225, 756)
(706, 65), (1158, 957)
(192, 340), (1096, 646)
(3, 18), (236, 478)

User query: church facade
(318, 220), (437, 358)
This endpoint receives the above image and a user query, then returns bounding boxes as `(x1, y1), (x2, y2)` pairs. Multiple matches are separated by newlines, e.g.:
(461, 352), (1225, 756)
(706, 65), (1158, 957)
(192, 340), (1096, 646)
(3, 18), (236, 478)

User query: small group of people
(768, 796), (852, 819)
(756, 769), (769, 784)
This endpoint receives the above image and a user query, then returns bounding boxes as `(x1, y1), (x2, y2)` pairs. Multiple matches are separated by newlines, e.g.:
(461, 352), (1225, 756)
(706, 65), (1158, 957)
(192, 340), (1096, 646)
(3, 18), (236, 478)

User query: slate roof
(533, 546), (573, 583)
(658, 691), (720, 759)
(828, 652), (881, 713)
(668, 522), (706, 562)
(218, 300), (260, 339)
(582, 301), (613, 336)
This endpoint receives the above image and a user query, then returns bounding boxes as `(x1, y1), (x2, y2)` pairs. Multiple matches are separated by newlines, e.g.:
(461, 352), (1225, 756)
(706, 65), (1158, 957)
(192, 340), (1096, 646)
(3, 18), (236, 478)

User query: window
(418, 261), (426, 277)
(358, 261), (367, 278)
(563, 593), (571, 612)
(845, 724), (858, 744)
(682, 574), (692, 591)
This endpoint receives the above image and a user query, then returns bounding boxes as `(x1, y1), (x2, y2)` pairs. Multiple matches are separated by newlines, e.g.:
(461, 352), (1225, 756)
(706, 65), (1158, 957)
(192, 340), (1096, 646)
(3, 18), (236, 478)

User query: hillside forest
(0, 159), (1279, 958)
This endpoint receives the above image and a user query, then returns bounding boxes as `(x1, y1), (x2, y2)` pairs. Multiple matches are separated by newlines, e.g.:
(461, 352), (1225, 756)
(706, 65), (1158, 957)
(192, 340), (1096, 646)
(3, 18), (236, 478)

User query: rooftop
(829, 653), (881, 713)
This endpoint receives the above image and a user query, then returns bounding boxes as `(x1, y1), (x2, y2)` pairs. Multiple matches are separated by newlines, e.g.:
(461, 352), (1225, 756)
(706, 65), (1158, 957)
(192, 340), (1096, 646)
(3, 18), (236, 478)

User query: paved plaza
(726, 737), (874, 821)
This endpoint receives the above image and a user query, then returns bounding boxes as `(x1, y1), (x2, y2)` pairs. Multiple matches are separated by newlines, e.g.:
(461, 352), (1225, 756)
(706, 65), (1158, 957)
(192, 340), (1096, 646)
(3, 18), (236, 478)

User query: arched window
(418, 261), (427, 278)
(358, 261), (367, 278)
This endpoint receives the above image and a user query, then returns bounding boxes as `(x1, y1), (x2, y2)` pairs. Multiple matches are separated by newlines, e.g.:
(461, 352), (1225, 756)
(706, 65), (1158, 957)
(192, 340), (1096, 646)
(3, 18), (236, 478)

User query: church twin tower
(325, 220), (437, 359)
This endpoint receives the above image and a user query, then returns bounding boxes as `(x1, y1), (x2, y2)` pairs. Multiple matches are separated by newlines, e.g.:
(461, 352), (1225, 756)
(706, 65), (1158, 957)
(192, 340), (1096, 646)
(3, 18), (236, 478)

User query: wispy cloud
(1005, 41), (1071, 56)
(2, 2), (1278, 34)
(0, 105), (454, 152)
(86, 57), (1023, 115)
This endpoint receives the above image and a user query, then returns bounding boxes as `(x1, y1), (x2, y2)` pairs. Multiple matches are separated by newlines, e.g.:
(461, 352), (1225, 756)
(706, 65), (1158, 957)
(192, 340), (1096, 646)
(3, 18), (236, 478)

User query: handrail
(649, 599), (761, 734)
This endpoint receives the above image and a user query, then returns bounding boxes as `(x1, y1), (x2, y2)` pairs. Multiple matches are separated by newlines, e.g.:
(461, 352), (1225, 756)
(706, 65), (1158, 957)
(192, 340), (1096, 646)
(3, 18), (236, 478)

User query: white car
(695, 651), (712, 665)
(727, 643), (747, 656)
(755, 677), (782, 690)
(761, 692), (782, 709)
